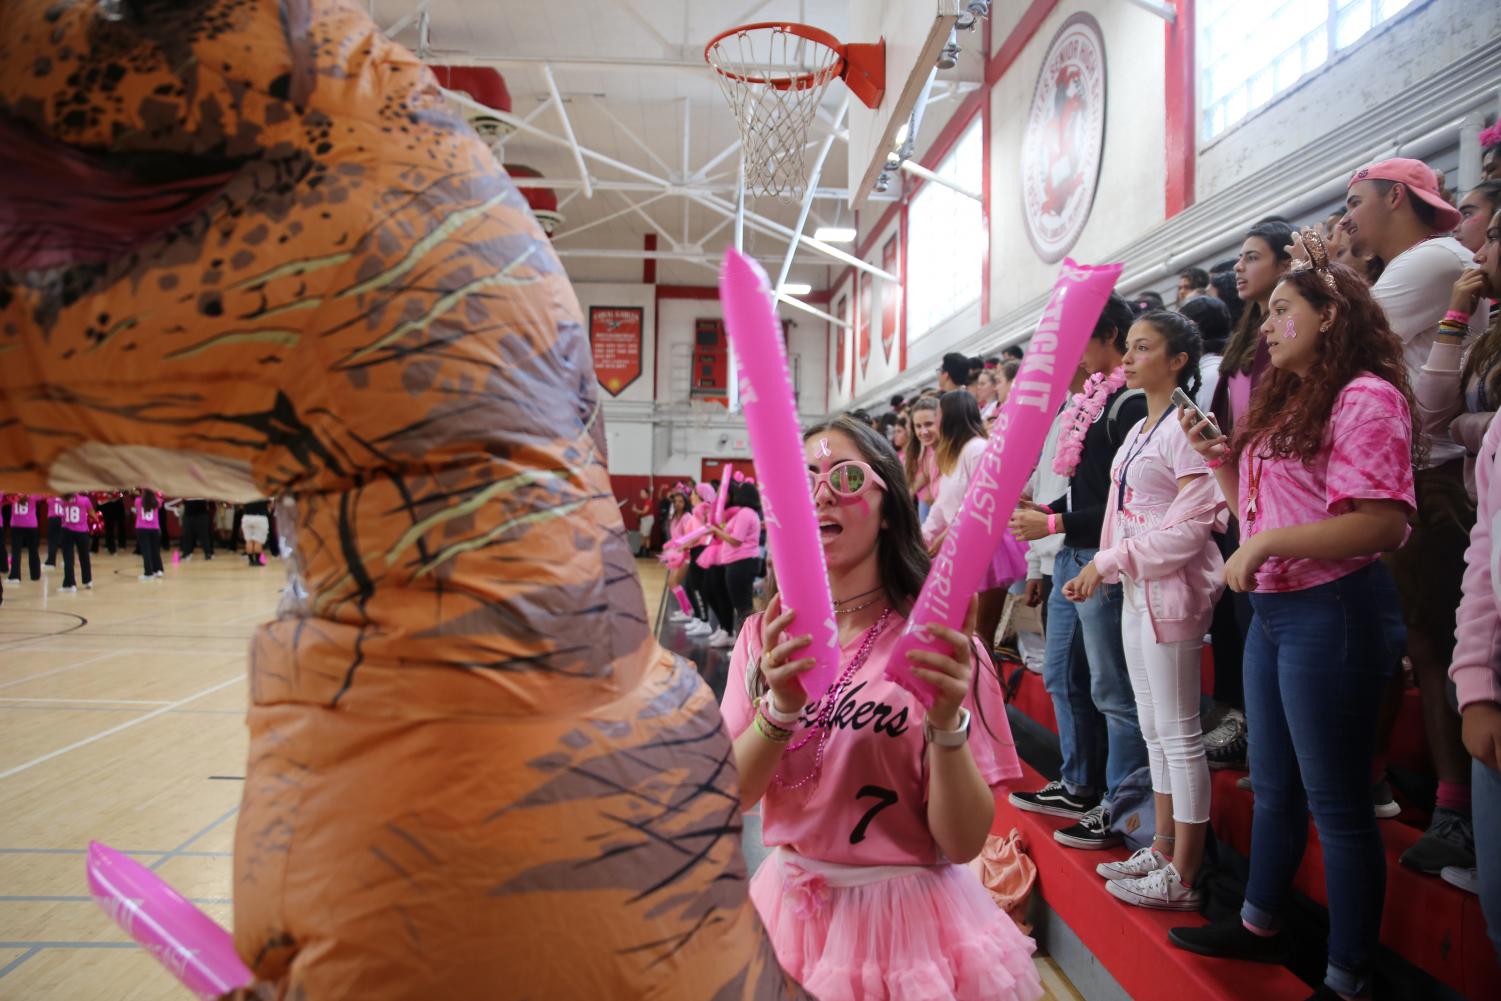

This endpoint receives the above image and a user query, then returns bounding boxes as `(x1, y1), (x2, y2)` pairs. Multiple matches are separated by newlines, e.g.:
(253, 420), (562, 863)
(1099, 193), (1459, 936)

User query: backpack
(1104, 388), (1145, 449)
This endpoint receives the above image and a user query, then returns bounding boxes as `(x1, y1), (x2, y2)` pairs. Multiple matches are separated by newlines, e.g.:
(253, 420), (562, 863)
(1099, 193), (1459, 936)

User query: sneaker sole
(1007, 794), (1092, 820)
(1440, 869), (1480, 895)
(1166, 928), (1291, 965)
(1053, 830), (1123, 850)
(1105, 880), (1202, 910)
(1373, 802), (1401, 820)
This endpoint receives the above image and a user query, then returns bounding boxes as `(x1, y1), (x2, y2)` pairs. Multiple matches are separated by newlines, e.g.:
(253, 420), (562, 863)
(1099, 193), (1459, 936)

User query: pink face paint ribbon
(85, 840), (253, 998)
(886, 258), (1125, 707)
(1282, 316), (1297, 339)
(719, 248), (841, 700)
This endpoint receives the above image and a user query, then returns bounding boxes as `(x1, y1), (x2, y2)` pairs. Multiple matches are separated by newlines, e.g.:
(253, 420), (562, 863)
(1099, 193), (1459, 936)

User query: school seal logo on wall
(1021, 13), (1107, 263)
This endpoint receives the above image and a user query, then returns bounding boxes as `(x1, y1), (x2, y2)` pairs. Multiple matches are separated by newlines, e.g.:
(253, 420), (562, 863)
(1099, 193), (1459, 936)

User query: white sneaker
(1105, 862), (1202, 911)
(669, 610), (690, 623)
(58, 585), (77, 593)
(1441, 865), (1479, 895)
(41, 563), (52, 572)
(684, 620), (712, 635)
(83, 582), (93, 590)
(139, 574), (153, 582)
(154, 571), (164, 578)
(1096, 846), (1169, 882)
(709, 630), (736, 649)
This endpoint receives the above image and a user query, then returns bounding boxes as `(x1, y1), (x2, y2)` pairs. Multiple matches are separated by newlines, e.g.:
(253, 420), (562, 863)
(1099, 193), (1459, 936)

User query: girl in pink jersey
(43, 495), (65, 568)
(721, 415), (1041, 1001)
(58, 491), (94, 591)
(134, 489), (165, 580)
(1172, 234), (1416, 1000)
(5, 494), (42, 582)
(703, 481), (762, 648)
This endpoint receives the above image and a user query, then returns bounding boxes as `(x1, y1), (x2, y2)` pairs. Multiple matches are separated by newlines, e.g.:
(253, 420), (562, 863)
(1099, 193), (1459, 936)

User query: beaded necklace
(774, 608), (892, 792)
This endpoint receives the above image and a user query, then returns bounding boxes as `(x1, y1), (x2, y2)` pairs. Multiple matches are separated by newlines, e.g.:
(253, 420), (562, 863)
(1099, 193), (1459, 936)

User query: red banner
(589, 306), (643, 396)
(858, 272), (873, 375)
(881, 235), (899, 363)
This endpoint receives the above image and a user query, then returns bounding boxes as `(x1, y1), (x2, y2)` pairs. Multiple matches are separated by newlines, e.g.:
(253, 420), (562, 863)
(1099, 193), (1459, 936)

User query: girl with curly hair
(1170, 236), (1417, 1001)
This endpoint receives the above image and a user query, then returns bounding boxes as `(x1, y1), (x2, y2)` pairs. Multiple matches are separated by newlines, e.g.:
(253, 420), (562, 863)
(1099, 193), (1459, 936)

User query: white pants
(1121, 579), (1210, 824)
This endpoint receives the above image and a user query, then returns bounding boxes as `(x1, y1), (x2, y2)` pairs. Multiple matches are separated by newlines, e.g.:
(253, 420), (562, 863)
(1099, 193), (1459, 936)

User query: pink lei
(1052, 366), (1126, 477)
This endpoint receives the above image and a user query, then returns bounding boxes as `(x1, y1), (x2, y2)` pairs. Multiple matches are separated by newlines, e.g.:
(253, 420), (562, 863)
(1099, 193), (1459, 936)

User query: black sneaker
(1008, 781), (1099, 820)
(1400, 808), (1475, 873)
(1204, 704), (1248, 771)
(1168, 918), (1292, 965)
(1054, 804), (1122, 850)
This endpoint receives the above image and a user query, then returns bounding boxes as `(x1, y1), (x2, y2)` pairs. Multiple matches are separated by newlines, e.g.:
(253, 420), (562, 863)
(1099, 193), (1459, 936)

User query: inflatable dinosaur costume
(0, 1), (800, 997)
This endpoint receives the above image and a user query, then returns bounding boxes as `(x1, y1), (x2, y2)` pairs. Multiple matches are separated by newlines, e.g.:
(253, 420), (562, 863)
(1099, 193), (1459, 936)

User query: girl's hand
(1461, 701), (1501, 772)
(1178, 406), (1229, 463)
(926, 530), (947, 557)
(1449, 268), (1493, 318)
(1224, 535), (1268, 592)
(907, 598), (978, 731)
(758, 593), (815, 715)
(1061, 562), (1102, 602)
(1286, 230), (1311, 265)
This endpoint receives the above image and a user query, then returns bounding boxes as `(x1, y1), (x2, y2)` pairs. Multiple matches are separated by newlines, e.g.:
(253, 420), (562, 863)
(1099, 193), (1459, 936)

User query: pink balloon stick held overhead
(85, 840), (253, 999)
(886, 259), (1125, 707)
(718, 248), (842, 700)
(713, 462), (735, 525)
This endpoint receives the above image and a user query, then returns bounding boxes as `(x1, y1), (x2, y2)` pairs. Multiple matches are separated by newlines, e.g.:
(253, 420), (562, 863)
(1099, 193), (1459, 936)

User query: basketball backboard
(846, 1), (961, 206)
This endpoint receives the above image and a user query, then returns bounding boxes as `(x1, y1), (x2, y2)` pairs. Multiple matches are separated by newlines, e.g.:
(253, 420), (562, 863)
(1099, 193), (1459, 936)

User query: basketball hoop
(706, 22), (884, 202)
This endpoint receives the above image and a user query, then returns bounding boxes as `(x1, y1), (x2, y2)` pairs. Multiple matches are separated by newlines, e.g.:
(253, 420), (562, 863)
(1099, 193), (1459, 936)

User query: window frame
(904, 116), (986, 346)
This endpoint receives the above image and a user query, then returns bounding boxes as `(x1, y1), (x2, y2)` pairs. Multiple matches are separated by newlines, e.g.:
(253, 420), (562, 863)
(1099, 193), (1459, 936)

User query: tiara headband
(1292, 229), (1338, 292)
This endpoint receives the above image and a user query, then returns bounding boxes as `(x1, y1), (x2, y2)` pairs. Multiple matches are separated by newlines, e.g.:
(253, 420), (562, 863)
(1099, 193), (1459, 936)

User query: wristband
(758, 695), (802, 727)
(1444, 309), (1472, 325)
(753, 710), (793, 743)
(1205, 455), (1227, 470)
(1046, 513), (1059, 535)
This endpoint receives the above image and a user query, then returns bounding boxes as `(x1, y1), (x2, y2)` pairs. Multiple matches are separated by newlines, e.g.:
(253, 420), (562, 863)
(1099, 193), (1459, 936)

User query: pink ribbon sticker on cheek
(1283, 316), (1297, 340)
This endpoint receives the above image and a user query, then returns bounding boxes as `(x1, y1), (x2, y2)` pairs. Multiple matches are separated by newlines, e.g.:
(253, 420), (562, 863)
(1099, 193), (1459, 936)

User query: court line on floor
(0, 947), (40, 978)
(0, 652), (118, 692)
(149, 805), (241, 872)
(0, 697), (172, 706)
(0, 675), (245, 780)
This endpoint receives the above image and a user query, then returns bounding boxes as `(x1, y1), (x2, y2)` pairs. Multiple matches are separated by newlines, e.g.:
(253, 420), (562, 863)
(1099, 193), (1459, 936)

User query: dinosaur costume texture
(0, 1), (801, 996)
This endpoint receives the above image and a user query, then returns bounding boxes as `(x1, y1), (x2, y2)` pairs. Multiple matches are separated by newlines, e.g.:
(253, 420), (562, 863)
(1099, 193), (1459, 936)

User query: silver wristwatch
(923, 707), (971, 748)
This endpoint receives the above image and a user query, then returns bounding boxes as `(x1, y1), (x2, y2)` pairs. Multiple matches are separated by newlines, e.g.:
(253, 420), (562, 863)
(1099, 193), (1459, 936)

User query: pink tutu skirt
(750, 848), (1042, 1001)
(981, 533), (1029, 591)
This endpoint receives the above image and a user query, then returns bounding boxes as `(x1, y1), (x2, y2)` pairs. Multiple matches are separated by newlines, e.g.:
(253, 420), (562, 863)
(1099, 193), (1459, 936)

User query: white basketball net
(708, 25), (841, 202)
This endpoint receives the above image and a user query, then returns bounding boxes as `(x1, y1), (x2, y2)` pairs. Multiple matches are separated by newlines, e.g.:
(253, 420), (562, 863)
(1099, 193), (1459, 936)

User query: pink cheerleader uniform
(722, 611), (1042, 1001)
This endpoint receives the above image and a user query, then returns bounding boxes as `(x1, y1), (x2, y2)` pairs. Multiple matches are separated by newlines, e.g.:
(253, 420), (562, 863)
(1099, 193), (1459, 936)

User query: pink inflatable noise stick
(85, 841), (253, 998)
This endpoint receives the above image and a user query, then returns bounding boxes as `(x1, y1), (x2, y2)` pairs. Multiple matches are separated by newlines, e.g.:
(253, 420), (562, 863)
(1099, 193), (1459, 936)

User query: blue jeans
(1241, 564), (1388, 998)
(1042, 544), (1147, 805)
(1476, 757), (1501, 965)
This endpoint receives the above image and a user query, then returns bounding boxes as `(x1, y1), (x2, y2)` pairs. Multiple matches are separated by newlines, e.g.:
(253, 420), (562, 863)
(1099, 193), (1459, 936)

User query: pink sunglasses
(807, 460), (888, 498)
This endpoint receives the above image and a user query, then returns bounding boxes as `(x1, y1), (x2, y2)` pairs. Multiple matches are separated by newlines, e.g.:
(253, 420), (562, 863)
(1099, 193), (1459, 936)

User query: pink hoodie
(1450, 414), (1501, 713)
(1094, 468), (1227, 644)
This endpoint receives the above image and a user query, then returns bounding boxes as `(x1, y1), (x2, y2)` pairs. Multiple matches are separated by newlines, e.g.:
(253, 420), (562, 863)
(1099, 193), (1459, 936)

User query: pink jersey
(1238, 374), (1415, 592)
(9, 495), (41, 529)
(61, 495), (93, 532)
(1112, 413), (1210, 540)
(717, 507), (761, 563)
(47, 496), (64, 519)
(134, 495), (162, 530)
(721, 610), (1021, 866)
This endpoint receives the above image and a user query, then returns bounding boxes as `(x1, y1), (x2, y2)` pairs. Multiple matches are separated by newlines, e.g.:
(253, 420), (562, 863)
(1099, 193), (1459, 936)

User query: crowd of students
(0, 491), (281, 598)
(694, 149), (1501, 1001)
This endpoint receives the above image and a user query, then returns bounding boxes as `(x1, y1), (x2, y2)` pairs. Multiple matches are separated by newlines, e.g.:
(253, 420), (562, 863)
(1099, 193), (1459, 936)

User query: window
(1198, 0), (1419, 141)
(906, 119), (985, 343)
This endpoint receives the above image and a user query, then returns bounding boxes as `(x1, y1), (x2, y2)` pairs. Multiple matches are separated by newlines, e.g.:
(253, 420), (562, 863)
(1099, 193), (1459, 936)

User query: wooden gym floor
(0, 550), (1078, 1000)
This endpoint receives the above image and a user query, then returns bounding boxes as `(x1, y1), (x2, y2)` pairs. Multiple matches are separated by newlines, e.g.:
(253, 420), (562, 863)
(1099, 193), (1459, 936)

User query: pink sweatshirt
(716, 507), (761, 563)
(1094, 462), (1227, 644)
(1451, 414), (1501, 713)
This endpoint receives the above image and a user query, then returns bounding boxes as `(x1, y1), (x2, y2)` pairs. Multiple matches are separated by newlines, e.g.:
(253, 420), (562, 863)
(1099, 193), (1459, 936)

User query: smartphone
(1171, 387), (1222, 440)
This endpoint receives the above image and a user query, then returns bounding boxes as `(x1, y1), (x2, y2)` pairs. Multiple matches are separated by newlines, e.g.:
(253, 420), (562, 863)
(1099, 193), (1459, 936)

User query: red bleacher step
(995, 760), (1308, 1001)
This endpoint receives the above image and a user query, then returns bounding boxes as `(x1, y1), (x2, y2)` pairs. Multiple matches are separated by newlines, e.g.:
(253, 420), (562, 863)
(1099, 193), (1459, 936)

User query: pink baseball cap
(1348, 158), (1462, 232)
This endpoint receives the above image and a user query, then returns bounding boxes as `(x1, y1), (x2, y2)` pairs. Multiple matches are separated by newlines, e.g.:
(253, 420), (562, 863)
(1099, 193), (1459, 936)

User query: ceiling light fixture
(782, 283), (813, 295)
(812, 226), (857, 242)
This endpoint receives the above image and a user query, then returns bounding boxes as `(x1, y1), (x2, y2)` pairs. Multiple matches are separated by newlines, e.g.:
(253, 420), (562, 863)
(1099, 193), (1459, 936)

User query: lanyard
(1116, 411), (1171, 512)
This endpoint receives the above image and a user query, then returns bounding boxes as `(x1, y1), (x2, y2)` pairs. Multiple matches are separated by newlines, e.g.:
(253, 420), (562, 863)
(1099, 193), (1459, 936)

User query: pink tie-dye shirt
(721, 610), (1021, 866)
(1238, 374), (1415, 593)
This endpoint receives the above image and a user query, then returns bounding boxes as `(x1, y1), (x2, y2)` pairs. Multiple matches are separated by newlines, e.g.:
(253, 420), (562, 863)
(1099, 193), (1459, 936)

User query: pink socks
(1436, 780), (1471, 816)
